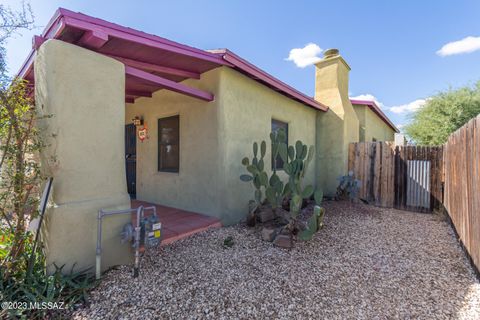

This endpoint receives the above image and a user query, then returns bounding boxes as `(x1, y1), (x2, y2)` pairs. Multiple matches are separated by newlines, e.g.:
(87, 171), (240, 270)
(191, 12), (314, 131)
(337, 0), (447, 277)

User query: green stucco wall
(354, 105), (366, 142)
(127, 66), (317, 225)
(353, 105), (395, 142)
(218, 67), (317, 225)
(125, 68), (224, 219)
(35, 40), (132, 274)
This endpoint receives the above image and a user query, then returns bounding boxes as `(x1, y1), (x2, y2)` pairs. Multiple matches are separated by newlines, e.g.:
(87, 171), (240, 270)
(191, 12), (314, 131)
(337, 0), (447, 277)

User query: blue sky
(3, 0), (480, 129)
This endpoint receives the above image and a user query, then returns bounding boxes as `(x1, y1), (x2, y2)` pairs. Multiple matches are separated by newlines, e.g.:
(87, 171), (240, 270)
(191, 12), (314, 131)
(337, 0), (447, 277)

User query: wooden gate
(393, 145), (443, 212)
(348, 142), (443, 212)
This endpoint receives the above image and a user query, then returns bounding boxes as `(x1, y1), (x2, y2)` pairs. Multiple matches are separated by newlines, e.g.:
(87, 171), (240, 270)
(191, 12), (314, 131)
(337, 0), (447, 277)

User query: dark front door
(125, 124), (136, 198)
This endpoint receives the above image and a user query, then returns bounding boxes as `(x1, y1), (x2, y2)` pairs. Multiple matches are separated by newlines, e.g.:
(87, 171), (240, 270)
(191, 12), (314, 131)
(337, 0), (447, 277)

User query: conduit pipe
(96, 205), (159, 279)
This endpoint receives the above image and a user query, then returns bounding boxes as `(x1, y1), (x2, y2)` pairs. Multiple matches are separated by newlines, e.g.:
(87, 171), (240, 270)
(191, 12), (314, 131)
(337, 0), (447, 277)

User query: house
(350, 100), (398, 142)
(18, 8), (397, 272)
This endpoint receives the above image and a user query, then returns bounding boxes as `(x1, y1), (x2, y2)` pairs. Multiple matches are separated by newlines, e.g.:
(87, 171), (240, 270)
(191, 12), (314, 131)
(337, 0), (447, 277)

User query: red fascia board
(216, 49), (328, 112)
(59, 8), (230, 66)
(17, 7), (230, 79)
(350, 99), (399, 133)
(17, 10), (66, 79)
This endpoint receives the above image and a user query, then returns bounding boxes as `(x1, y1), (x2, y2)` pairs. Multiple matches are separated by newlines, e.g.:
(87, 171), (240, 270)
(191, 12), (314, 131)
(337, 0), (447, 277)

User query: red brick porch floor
(131, 200), (222, 246)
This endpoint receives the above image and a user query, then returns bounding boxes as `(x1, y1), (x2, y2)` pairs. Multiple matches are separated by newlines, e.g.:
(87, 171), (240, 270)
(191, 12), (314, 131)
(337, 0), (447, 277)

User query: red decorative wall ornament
(138, 123), (149, 142)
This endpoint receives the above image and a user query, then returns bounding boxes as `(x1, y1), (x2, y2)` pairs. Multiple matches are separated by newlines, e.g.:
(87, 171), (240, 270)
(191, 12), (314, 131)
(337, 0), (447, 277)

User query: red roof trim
(17, 9), (65, 79)
(350, 99), (399, 133)
(17, 8), (328, 111)
(211, 49), (328, 112)
(58, 8), (229, 66)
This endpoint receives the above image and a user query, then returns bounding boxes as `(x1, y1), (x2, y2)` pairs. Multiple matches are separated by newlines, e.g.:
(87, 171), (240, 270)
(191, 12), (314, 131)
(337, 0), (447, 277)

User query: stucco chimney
(314, 49), (359, 196)
(314, 48), (352, 116)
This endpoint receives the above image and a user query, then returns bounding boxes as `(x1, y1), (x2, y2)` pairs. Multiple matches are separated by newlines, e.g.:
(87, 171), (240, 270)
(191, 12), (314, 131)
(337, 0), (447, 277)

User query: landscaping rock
(258, 208), (274, 222)
(69, 201), (480, 319)
(275, 208), (290, 224)
(273, 233), (293, 249)
(261, 227), (276, 242)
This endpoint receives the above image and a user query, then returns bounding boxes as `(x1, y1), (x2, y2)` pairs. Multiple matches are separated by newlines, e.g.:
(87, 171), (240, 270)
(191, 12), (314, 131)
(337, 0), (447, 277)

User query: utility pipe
(96, 205), (159, 280)
(96, 206), (143, 280)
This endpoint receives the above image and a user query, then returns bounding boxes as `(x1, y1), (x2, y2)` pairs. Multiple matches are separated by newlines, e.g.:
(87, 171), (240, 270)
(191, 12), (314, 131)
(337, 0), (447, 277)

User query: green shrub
(0, 228), (95, 319)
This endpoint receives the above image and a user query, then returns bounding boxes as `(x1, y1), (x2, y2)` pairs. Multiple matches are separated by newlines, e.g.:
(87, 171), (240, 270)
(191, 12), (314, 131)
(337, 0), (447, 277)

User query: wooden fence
(443, 115), (480, 274)
(348, 142), (443, 211)
(348, 115), (480, 273)
(348, 142), (395, 207)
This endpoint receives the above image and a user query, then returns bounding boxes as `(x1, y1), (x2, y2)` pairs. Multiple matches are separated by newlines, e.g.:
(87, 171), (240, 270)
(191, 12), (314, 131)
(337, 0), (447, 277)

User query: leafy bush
(0, 228), (95, 319)
(405, 81), (480, 145)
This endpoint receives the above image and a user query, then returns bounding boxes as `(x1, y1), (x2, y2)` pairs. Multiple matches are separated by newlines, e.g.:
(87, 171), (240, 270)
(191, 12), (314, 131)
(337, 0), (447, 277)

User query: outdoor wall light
(132, 116), (144, 126)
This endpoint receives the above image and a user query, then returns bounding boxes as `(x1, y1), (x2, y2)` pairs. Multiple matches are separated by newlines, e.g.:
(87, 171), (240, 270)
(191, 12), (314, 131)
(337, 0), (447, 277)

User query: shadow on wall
(315, 110), (348, 196)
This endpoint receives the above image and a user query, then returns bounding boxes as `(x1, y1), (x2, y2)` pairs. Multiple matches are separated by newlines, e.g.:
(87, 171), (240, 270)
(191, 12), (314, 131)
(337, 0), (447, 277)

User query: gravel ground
(71, 201), (480, 319)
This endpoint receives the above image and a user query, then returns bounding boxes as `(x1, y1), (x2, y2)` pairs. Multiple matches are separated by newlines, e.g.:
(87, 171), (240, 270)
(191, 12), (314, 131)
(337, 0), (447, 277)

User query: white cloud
(437, 36), (480, 57)
(390, 99), (427, 114)
(350, 93), (385, 109)
(286, 43), (323, 68)
(396, 124), (405, 129)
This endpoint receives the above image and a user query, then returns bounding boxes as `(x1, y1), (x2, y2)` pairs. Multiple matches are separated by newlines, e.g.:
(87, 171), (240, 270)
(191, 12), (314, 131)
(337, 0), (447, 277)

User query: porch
(131, 200), (222, 246)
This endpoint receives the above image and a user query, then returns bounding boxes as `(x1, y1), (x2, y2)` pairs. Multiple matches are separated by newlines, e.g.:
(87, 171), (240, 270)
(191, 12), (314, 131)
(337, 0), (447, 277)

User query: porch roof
(18, 8), (328, 111)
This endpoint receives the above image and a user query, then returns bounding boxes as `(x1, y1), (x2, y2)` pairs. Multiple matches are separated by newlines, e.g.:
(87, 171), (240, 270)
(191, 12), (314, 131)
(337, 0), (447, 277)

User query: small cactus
(314, 189), (323, 206)
(298, 205), (325, 241)
(336, 171), (361, 200)
(240, 141), (268, 205)
(223, 236), (234, 248)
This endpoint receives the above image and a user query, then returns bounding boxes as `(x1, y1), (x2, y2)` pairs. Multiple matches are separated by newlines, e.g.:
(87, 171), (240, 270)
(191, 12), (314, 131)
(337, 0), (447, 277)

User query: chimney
(314, 49), (359, 196)
(314, 49), (352, 117)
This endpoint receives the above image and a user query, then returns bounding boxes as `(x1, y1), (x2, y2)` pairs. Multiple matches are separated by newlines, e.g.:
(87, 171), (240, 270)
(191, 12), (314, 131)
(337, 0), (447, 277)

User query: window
(158, 115), (179, 172)
(271, 119), (288, 170)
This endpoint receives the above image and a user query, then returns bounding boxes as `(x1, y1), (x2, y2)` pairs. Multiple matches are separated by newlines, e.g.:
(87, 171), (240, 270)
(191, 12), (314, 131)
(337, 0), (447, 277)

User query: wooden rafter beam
(78, 30), (109, 49)
(126, 90), (152, 97)
(110, 55), (200, 79)
(125, 66), (214, 102)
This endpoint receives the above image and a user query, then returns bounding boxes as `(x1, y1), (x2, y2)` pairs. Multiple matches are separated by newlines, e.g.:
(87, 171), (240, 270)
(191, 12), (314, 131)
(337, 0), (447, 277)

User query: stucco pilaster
(35, 40), (132, 273)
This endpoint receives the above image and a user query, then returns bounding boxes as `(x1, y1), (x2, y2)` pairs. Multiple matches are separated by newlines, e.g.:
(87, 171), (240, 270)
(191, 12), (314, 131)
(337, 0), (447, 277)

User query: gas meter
(142, 214), (162, 248)
(121, 214), (162, 248)
(97, 205), (160, 279)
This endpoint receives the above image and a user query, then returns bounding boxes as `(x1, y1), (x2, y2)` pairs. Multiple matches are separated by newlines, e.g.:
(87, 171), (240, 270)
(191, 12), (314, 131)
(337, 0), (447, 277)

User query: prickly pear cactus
(298, 205), (324, 241)
(266, 128), (289, 210)
(314, 189), (323, 206)
(277, 139), (315, 217)
(240, 140), (268, 204)
(316, 206), (325, 230)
